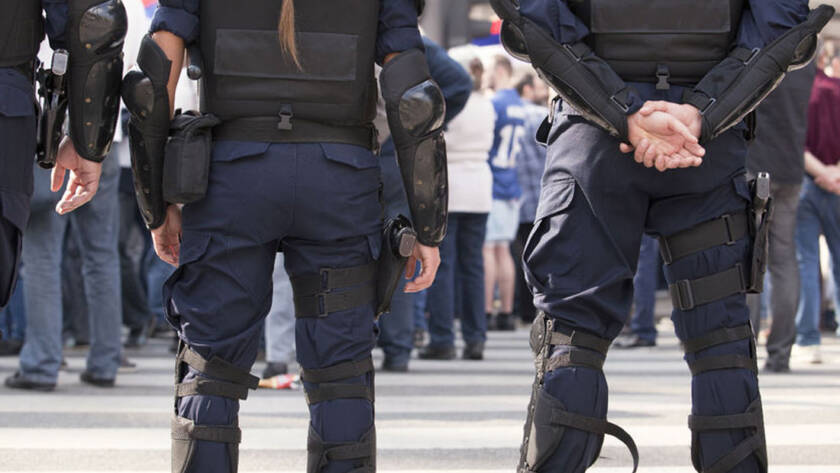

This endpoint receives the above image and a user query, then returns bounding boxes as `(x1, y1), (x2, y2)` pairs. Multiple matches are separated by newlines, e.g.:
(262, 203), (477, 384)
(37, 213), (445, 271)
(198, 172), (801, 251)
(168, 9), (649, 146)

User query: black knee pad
(307, 424), (376, 473)
(171, 343), (259, 473)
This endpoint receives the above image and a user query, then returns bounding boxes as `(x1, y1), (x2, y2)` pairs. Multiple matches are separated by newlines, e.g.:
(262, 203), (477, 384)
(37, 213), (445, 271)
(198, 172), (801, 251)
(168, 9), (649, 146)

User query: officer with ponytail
(123, 1), (445, 472)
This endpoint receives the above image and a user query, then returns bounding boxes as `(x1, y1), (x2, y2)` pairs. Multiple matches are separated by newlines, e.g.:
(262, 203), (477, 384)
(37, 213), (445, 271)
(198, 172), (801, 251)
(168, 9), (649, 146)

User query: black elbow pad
(67, 0), (127, 161)
(685, 5), (834, 144)
(122, 35), (172, 229)
(380, 49), (448, 247)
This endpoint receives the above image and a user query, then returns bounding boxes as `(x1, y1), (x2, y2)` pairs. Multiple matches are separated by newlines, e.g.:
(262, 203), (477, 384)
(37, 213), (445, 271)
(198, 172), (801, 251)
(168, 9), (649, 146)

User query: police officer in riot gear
(0, 0), (126, 380)
(489, 1), (833, 472)
(124, 1), (445, 472)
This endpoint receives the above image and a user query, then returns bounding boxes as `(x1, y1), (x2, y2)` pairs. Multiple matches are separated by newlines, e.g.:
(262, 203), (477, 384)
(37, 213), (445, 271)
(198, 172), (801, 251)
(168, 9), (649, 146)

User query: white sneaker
(793, 344), (823, 364)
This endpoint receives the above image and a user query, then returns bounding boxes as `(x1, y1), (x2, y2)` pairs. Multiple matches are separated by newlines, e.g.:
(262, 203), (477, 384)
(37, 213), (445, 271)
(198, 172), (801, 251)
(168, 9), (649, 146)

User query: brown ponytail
(278, 0), (301, 68)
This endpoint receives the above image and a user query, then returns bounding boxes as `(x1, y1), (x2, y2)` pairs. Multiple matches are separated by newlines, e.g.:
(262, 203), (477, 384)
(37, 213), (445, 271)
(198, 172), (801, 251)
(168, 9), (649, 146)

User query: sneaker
(382, 358), (409, 372)
(486, 313), (498, 331)
(119, 355), (137, 373)
(262, 362), (288, 379)
(418, 344), (456, 360)
(4, 372), (55, 392)
(462, 342), (484, 360)
(495, 313), (516, 331)
(793, 344), (822, 364)
(412, 329), (427, 349)
(614, 334), (656, 349)
(80, 371), (115, 388)
(0, 339), (23, 356)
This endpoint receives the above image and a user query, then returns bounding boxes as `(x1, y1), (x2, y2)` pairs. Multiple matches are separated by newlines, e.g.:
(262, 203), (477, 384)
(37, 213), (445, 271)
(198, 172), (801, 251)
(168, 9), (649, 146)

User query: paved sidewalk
(1, 319), (839, 472)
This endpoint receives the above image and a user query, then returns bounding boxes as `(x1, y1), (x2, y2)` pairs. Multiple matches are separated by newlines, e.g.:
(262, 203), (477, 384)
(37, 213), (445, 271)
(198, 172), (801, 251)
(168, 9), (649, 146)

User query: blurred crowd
(2, 0), (840, 390)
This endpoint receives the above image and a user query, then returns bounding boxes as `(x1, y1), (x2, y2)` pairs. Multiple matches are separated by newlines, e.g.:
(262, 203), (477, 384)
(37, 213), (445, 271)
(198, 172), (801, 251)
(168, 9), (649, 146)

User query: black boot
(495, 312), (516, 331)
(418, 344), (456, 360)
(462, 342), (484, 360)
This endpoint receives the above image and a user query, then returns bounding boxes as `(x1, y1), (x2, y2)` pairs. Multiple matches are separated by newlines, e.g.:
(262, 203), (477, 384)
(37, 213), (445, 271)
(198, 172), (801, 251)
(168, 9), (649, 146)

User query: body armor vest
(568, 0), (744, 86)
(200, 0), (380, 148)
(0, 0), (44, 69)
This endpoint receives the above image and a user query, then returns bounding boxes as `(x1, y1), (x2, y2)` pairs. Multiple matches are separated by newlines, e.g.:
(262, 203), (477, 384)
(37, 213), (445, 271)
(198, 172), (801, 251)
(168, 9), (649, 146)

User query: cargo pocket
(320, 143), (380, 170)
(162, 231), (212, 329)
(522, 178), (576, 294)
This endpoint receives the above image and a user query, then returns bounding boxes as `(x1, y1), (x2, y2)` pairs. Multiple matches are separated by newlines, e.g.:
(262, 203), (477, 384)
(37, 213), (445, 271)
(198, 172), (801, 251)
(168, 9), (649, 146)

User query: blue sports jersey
(488, 88), (525, 200)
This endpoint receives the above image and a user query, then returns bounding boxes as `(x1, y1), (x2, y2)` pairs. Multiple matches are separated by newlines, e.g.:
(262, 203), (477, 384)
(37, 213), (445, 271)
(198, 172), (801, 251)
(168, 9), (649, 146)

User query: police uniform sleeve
(65, 0), (127, 162)
(376, 0), (424, 65)
(683, 1), (833, 144)
(43, 0), (69, 49)
(490, 0), (643, 142)
(423, 37), (472, 124)
(150, 0), (200, 43)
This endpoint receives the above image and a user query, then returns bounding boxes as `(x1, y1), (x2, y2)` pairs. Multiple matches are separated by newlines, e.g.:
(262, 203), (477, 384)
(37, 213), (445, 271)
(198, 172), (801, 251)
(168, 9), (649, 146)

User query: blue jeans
(145, 244), (175, 325)
(377, 276), (414, 365)
(265, 253), (295, 364)
(630, 234), (659, 343)
(18, 156), (123, 383)
(0, 277), (25, 340)
(795, 177), (840, 346)
(427, 212), (489, 347)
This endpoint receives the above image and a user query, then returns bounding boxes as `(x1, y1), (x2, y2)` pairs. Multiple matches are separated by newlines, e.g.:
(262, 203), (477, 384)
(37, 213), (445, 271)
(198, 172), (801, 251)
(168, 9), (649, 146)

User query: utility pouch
(747, 172), (772, 293)
(375, 215), (417, 317)
(163, 110), (220, 204)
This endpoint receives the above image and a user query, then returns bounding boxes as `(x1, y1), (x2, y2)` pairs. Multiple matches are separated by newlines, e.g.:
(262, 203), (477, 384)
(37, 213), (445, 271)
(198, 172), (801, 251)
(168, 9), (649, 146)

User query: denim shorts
(485, 198), (520, 243)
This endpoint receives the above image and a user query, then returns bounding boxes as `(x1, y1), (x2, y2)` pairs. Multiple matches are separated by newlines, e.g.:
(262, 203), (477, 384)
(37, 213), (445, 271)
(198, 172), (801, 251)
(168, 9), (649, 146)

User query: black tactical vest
(567, 0), (744, 86)
(0, 0), (45, 69)
(200, 0), (380, 148)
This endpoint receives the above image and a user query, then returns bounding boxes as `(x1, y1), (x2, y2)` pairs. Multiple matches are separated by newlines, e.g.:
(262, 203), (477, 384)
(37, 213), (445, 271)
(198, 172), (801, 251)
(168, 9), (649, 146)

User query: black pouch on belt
(747, 172), (773, 293)
(376, 215), (417, 317)
(163, 110), (221, 204)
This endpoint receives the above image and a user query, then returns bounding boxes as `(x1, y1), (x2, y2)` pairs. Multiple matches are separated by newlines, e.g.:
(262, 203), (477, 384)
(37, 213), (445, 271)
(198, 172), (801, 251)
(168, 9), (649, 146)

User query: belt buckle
(671, 279), (696, 311)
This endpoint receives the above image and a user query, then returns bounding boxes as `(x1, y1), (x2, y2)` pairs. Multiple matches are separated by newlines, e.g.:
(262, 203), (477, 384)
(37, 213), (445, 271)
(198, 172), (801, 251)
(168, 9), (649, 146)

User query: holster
(375, 215), (417, 317)
(163, 110), (221, 204)
(35, 51), (69, 169)
(747, 173), (773, 293)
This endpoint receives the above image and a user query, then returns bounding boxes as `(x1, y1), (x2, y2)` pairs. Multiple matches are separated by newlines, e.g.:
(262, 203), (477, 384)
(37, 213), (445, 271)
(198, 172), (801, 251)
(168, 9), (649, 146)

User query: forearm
(151, 31), (185, 117)
(804, 151), (826, 178)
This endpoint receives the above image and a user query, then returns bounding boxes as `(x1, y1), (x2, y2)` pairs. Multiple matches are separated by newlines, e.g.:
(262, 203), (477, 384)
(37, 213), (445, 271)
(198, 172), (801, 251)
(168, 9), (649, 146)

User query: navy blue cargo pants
(519, 103), (765, 473)
(163, 141), (382, 473)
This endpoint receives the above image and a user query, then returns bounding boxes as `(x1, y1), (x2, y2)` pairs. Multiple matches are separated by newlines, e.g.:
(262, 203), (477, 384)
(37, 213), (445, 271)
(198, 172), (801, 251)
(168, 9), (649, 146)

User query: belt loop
(277, 105), (293, 131)
(655, 64), (670, 91)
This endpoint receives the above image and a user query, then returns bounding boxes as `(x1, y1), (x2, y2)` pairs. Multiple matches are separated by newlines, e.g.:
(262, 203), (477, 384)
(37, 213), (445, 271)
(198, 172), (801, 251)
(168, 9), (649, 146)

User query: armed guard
(125, 1), (444, 472)
(0, 0), (124, 321)
(489, 0), (833, 472)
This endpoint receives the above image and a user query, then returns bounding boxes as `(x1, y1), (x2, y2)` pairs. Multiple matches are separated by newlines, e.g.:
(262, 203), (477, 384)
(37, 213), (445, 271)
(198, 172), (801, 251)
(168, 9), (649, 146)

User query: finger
(407, 256), (438, 292)
(654, 154), (670, 172)
(50, 165), (67, 193)
(667, 119), (698, 144)
(634, 138), (649, 163)
(643, 141), (658, 168)
(57, 187), (94, 214)
(405, 256), (417, 279)
(639, 101), (668, 116)
(686, 141), (706, 157)
(619, 143), (633, 154)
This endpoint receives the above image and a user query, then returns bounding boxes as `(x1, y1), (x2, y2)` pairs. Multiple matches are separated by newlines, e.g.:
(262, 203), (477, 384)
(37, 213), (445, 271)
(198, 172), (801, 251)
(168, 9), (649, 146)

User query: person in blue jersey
(126, 1), (447, 472)
(2, 0), (126, 391)
(489, 0), (834, 472)
(484, 55), (525, 332)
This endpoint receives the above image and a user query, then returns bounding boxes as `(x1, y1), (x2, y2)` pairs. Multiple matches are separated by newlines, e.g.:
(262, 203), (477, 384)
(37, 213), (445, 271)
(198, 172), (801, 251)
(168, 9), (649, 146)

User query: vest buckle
(656, 64), (670, 91)
(277, 105), (293, 131)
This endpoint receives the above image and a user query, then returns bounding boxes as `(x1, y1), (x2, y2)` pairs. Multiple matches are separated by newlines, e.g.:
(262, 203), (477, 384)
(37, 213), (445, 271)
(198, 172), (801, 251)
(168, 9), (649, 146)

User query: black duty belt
(213, 115), (377, 151)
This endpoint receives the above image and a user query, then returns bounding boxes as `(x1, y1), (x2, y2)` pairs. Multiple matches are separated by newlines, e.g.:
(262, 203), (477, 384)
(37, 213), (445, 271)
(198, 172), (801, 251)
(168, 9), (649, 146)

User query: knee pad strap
(307, 425), (376, 473)
(302, 356), (375, 405)
(689, 398), (768, 473)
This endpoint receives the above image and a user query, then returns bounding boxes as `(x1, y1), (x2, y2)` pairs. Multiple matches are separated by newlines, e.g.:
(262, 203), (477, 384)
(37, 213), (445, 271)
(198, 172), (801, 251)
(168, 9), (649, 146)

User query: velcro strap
(689, 411), (761, 432)
(659, 213), (748, 264)
(294, 282), (376, 318)
(305, 383), (374, 405)
(730, 47), (758, 64)
(548, 330), (611, 356)
(689, 354), (756, 376)
(549, 410), (640, 473)
(175, 377), (251, 400)
(180, 347), (260, 389)
(684, 325), (753, 354)
(684, 91), (716, 115)
(324, 438), (375, 462)
(291, 263), (377, 296)
(545, 348), (606, 372)
(301, 357), (374, 384)
(670, 264), (747, 312)
(702, 434), (765, 473)
(171, 416), (241, 444)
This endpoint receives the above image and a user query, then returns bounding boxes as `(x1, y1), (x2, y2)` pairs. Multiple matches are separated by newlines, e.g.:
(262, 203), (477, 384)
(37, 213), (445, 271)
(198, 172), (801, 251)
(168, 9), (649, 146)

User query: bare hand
(638, 101), (703, 140)
(404, 243), (440, 293)
(152, 205), (182, 267)
(620, 110), (705, 172)
(815, 166), (840, 194)
(52, 136), (103, 214)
